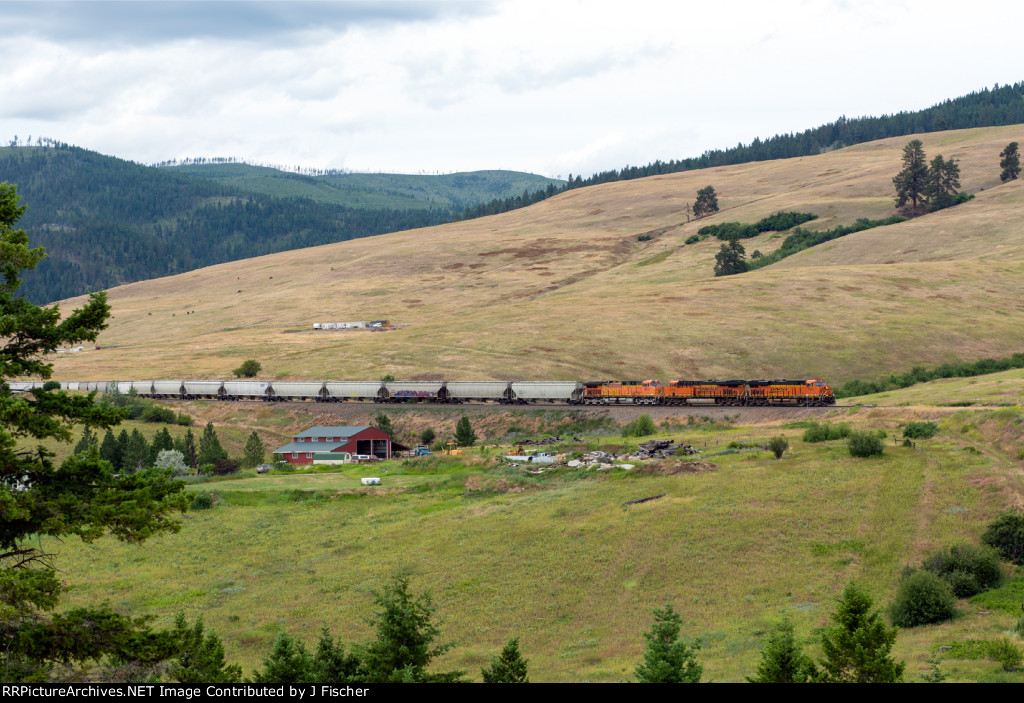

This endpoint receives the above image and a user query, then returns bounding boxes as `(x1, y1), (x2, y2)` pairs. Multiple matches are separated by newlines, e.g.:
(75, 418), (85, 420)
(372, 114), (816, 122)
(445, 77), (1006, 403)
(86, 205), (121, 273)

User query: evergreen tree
(360, 574), (464, 682)
(893, 139), (929, 213)
(115, 429), (130, 471)
(923, 154), (961, 210)
(420, 428), (436, 446)
(99, 429), (119, 467)
(634, 603), (702, 683)
(198, 421), (227, 466)
(1000, 141), (1021, 181)
(242, 430), (266, 468)
(251, 633), (313, 684)
(0, 180), (188, 681)
(73, 426), (97, 455)
(122, 428), (150, 473)
(149, 426), (174, 465)
(310, 628), (363, 683)
(819, 582), (905, 683)
(185, 428), (198, 470)
(746, 620), (818, 683)
(169, 614), (243, 683)
(372, 411), (394, 437)
(481, 637), (529, 683)
(692, 186), (719, 218)
(454, 416), (477, 447)
(713, 239), (748, 276)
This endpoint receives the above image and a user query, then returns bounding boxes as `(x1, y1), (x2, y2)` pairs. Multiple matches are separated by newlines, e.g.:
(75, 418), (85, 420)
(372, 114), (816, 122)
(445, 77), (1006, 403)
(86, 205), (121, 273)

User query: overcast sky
(2, 0), (1022, 178)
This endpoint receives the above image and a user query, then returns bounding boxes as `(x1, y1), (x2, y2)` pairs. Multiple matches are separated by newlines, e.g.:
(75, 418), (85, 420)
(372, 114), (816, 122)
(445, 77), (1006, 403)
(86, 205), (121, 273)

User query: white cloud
(2, 0), (1023, 175)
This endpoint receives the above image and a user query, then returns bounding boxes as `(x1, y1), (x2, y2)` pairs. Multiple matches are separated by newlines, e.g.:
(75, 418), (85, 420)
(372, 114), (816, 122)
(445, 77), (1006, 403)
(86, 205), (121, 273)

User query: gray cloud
(0, 1), (494, 47)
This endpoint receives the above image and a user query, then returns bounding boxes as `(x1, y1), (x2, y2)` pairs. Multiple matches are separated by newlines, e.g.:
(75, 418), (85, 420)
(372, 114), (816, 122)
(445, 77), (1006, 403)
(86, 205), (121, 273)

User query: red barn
(272, 425), (395, 466)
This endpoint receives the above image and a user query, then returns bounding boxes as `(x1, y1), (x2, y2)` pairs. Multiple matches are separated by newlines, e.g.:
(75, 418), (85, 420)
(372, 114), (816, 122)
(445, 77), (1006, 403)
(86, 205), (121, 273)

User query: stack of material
(627, 439), (699, 460)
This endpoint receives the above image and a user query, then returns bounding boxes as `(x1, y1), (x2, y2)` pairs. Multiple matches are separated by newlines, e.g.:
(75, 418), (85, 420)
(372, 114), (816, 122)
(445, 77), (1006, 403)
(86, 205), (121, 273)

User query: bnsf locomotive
(12, 378), (835, 406)
(581, 379), (834, 406)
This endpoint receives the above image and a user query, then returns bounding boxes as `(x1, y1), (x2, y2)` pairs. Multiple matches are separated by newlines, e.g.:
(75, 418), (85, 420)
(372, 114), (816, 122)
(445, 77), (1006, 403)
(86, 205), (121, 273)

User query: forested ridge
(0, 146), (458, 303)
(462, 82), (1024, 219)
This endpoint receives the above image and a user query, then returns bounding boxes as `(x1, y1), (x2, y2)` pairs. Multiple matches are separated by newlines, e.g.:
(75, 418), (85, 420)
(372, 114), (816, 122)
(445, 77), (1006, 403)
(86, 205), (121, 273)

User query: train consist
(9, 378), (836, 406)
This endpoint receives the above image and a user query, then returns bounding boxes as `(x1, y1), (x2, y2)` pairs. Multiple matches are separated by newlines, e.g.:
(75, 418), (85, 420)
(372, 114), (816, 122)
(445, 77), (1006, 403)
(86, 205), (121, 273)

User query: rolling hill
(44, 124), (1024, 386)
(0, 145), (559, 303)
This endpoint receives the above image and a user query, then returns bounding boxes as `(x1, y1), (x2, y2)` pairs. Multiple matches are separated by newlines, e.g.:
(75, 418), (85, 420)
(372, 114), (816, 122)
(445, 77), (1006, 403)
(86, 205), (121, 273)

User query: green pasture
(49, 412), (1024, 682)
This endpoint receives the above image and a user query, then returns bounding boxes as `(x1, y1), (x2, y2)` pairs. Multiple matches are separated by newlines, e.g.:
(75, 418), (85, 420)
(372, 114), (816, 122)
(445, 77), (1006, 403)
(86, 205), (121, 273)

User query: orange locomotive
(582, 380), (663, 405)
(579, 378), (834, 406)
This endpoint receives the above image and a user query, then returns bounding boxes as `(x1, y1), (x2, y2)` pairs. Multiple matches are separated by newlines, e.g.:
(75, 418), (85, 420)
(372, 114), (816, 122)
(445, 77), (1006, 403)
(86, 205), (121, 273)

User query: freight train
(7, 378), (836, 406)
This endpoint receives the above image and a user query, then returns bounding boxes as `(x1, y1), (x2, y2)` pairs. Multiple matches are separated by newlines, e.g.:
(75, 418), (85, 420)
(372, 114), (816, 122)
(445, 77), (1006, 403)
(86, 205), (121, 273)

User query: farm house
(271, 425), (404, 465)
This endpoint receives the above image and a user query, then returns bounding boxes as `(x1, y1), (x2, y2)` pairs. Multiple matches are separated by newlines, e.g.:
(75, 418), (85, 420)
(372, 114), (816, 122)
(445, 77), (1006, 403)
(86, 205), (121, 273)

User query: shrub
(190, 493), (214, 510)
(848, 430), (884, 458)
(902, 421), (939, 439)
(212, 458), (241, 475)
(982, 512), (1024, 565)
(889, 570), (956, 627)
(232, 359), (262, 378)
(177, 413), (193, 426)
(622, 415), (657, 438)
(684, 234), (700, 245)
(989, 638), (1023, 671)
(767, 436), (789, 459)
(921, 543), (1002, 596)
(420, 428), (436, 446)
(802, 422), (851, 443)
(42, 380), (61, 391)
(141, 405), (176, 423)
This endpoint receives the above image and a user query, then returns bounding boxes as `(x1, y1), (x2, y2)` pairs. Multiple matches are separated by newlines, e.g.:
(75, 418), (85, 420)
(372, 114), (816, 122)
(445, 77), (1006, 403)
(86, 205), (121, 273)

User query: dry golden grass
(45, 125), (1024, 385)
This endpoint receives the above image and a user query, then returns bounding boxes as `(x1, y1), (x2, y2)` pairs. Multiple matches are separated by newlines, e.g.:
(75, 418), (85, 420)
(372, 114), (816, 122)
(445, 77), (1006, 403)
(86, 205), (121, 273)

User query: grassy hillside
(48, 400), (1024, 682)
(43, 125), (1024, 386)
(0, 146), (557, 303)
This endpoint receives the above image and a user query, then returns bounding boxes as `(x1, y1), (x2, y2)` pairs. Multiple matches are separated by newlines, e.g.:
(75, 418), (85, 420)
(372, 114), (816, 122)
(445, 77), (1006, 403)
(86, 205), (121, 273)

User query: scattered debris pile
(517, 435), (583, 446)
(624, 439), (699, 460)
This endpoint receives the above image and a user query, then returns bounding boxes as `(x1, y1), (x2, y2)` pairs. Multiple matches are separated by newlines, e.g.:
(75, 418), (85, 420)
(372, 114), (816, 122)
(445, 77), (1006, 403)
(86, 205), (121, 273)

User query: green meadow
(49, 404), (1024, 682)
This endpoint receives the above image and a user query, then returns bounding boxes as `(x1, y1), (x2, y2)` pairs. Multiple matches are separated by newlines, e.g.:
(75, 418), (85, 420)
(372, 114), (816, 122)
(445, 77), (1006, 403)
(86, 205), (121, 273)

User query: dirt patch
(464, 475), (534, 494)
(638, 459), (717, 475)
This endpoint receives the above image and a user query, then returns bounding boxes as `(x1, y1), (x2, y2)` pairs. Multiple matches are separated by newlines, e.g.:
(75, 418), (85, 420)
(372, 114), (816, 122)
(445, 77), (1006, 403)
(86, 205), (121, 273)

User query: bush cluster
(622, 414), (656, 438)
(902, 421), (939, 439)
(982, 512), (1024, 565)
(835, 352), (1024, 398)
(847, 431), (884, 458)
(889, 570), (956, 627)
(697, 211), (817, 240)
(802, 422), (851, 443)
(921, 543), (1002, 597)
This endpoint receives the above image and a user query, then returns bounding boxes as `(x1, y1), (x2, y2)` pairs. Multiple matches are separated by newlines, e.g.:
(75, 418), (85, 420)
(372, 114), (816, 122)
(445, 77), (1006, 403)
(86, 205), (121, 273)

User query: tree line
(460, 82), (1024, 221)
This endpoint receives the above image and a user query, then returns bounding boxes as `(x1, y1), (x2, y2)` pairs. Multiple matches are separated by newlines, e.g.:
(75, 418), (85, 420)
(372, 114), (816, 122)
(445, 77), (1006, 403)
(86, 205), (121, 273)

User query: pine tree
(115, 429), (130, 471)
(692, 186), (719, 218)
(310, 628), (363, 683)
(122, 428), (150, 473)
(0, 180), (188, 680)
(372, 411), (393, 437)
(819, 582), (904, 683)
(73, 426), (97, 455)
(198, 421), (227, 466)
(1001, 141), (1021, 181)
(251, 633), (313, 683)
(169, 614), (242, 683)
(481, 637), (529, 683)
(893, 139), (929, 214)
(455, 416), (477, 447)
(361, 574), (464, 682)
(746, 620), (818, 683)
(99, 429), (119, 466)
(242, 431), (266, 468)
(634, 603), (702, 683)
(924, 154), (961, 210)
(713, 239), (748, 277)
(149, 426), (174, 465)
